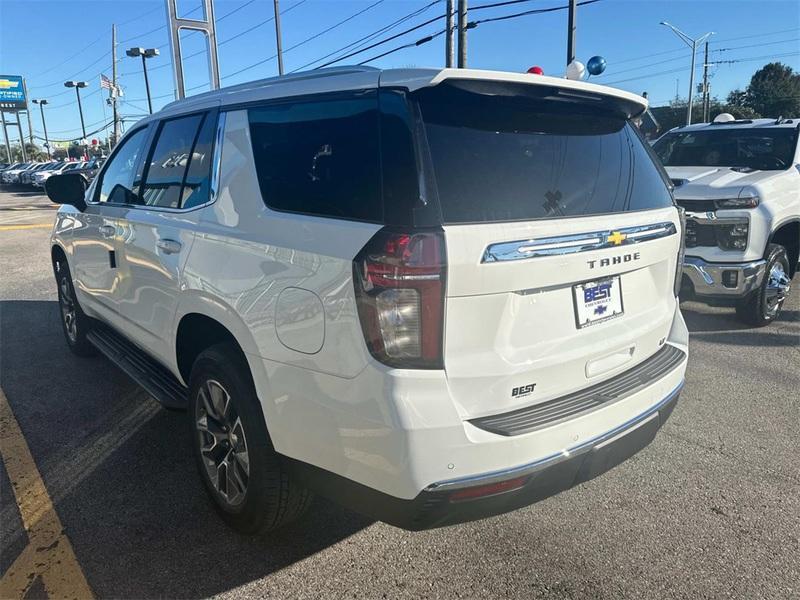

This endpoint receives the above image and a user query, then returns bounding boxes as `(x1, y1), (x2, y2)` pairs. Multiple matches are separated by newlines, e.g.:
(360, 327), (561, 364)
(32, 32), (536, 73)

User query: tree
(729, 63), (800, 118)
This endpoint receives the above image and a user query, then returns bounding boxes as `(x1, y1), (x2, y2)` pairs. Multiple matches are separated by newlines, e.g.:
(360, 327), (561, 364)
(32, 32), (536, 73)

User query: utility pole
(457, 0), (467, 68)
(274, 0), (284, 75)
(445, 0), (455, 68)
(702, 40), (710, 123)
(567, 0), (577, 67)
(112, 24), (120, 147)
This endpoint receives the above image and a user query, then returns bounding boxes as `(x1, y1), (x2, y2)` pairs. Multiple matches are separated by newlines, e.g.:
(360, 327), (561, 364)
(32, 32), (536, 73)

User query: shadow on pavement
(0, 300), (372, 598)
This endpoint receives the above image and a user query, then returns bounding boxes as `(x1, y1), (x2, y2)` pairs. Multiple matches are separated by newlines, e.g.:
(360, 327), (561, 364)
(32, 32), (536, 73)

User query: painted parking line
(0, 224), (52, 231)
(0, 387), (93, 599)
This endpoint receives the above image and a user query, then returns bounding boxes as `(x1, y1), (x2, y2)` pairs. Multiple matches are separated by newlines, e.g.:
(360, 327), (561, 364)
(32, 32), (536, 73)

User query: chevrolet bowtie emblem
(607, 231), (627, 246)
(0, 79), (19, 89)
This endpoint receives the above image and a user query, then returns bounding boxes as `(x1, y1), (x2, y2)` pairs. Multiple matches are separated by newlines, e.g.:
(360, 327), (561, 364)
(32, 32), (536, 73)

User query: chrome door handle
(156, 238), (183, 254)
(98, 225), (116, 238)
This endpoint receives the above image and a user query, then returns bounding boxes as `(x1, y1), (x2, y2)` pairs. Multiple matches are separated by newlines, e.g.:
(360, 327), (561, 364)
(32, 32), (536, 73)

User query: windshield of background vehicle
(414, 85), (673, 224)
(652, 128), (796, 170)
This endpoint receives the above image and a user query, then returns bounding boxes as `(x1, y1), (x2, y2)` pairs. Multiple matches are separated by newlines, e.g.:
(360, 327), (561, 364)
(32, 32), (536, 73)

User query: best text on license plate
(574, 276), (624, 329)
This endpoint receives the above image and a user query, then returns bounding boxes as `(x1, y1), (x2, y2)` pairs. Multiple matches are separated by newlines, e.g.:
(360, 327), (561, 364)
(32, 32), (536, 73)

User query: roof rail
(710, 119), (753, 126)
(161, 66), (379, 111)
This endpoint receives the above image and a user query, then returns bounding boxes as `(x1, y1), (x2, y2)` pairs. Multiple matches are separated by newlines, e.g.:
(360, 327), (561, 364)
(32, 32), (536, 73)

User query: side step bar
(87, 325), (188, 410)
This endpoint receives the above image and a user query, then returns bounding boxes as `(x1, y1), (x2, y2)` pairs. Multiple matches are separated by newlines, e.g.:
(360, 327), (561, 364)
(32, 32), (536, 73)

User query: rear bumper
(682, 256), (766, 299)
(290, 383), (682, 530)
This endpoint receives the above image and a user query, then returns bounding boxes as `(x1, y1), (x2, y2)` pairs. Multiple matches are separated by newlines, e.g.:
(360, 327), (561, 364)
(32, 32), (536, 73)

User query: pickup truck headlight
(717, 221), (749, 250)
(715, 196), (759, 209)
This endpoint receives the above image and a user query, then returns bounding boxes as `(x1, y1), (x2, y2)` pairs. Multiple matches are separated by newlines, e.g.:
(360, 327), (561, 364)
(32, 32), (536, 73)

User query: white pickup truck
(653, 116), (799, 325)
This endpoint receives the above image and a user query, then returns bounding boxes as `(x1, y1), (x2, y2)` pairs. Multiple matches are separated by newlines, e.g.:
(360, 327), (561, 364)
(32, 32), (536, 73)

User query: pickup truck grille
(685, 219), (717, 248)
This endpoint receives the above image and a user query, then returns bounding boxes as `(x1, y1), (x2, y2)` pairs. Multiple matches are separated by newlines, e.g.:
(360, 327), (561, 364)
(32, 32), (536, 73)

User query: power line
(118, 0), (308, 78)
(290, 0), (442, 73)
(328, 0), (602, 69)
(603, 51), (800, 86)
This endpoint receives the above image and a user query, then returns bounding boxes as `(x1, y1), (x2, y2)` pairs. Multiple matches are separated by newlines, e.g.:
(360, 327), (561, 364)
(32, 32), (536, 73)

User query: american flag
(100, 74), (122, 96)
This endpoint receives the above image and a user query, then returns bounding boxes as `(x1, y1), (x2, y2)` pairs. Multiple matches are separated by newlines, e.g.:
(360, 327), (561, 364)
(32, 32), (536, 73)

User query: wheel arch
(768, 219), (799, 277)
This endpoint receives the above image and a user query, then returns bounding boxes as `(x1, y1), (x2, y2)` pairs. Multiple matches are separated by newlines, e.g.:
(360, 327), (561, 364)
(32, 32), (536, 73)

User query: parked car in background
(1, 162), (34, 183)
(68, 157), (104, 182)
(47, 67), (688, 533)
(33, 161), (87, 188)
(653, 115), (799, 325)
(20, 162), (58, 185)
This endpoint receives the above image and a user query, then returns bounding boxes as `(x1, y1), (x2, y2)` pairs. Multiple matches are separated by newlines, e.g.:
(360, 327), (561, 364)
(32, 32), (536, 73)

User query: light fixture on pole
(32, 99), (51, 159)
(126, 47), (159, 114)
(64, 81), (89, 149)
(659, 22), (713, 126)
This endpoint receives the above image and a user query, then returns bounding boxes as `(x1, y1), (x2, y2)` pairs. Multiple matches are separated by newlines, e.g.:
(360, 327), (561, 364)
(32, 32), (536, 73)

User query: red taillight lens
(448, 476), (529, 503)
(353, 228), (446, 369)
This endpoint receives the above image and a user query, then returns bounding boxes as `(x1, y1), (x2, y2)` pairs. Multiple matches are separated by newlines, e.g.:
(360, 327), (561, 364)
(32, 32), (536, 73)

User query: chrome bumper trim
(425, 379), (685, 493)
(682, 256), (766, 297)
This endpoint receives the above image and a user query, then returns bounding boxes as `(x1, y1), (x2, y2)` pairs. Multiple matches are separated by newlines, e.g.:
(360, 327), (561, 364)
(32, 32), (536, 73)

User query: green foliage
(726, 63), (800, 118)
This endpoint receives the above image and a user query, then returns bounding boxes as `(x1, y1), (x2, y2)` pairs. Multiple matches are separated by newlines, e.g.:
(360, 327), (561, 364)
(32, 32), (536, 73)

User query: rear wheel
(53, 257), (96, 356)
(736, 244), (792, 327)
(188, 343), (312, 534)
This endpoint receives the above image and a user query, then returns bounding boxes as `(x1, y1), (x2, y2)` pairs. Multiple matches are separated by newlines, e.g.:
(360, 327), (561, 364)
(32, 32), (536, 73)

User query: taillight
(674, 207), (686, 297)
(353, 228), (446, 369)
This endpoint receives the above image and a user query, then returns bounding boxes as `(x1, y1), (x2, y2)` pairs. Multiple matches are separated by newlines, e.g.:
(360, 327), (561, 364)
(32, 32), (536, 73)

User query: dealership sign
(0, 75), (27, 111)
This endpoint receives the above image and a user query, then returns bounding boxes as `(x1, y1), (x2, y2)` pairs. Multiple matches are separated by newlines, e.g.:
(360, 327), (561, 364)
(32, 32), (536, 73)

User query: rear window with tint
(415, 86), (673, 224)
(248, 93), (382, 222)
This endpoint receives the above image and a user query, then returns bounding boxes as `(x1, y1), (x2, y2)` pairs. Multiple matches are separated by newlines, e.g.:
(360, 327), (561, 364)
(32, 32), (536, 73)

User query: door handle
(156, 238), (183, 254)
(98, 225), (115, 238)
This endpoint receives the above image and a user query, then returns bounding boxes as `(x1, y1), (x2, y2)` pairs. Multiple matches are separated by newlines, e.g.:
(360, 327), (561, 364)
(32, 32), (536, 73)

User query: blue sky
(1, 0), (798, 144)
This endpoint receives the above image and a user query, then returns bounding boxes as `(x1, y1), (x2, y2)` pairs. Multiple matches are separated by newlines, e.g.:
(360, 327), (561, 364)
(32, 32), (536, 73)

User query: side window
(181, 113), (217, 209)
(248, 94), (382, 222)
(140, 114), (203, 208)
(97, 128), (149, 204)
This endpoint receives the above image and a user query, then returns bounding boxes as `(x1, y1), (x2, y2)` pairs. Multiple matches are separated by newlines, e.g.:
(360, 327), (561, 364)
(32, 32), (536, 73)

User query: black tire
(53, 256), (97, 356)
(188, 342), (312, 534)
(735, 243), (792, 327)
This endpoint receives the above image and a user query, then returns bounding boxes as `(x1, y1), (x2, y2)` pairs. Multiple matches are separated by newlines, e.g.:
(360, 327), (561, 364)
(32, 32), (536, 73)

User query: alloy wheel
(59, 275), (78, 343)
(764, 262), (791, 318)
(195, 379), (250, 507)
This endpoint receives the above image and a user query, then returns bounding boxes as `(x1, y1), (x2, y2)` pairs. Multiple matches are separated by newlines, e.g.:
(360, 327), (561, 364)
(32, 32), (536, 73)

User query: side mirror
(45, 173), (88, 211)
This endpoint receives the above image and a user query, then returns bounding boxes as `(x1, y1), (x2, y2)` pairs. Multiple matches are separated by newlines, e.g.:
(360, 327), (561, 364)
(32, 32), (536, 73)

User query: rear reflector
(448, 476), (528, 503)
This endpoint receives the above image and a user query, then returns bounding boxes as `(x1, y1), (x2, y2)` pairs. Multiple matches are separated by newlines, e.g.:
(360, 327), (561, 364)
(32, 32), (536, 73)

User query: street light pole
(273, 0), (285, 75)
(659, 22), (713, 127)
(32, 99), (51, 159)
(64, 81), (89, 144)
(126, 47), (159, 114)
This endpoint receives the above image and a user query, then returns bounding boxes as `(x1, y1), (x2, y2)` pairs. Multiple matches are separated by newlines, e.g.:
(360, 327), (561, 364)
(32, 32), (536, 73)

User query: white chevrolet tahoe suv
(46, 67), (688, 532)
(653, 117), (799, 325)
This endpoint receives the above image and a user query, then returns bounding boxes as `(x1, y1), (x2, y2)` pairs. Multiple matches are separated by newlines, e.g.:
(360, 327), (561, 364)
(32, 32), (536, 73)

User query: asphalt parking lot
(0, 188), (798, 599)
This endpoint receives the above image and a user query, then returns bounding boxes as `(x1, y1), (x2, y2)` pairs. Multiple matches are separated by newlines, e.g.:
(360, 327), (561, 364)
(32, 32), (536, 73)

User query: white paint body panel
(661, 120), (800, 264)
(50, 67), (688, 501)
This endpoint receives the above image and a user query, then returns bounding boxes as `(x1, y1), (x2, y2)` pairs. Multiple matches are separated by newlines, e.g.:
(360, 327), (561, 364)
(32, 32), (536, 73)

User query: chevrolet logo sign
(0, 79), (20, 89)
(606, 231), (627, 246)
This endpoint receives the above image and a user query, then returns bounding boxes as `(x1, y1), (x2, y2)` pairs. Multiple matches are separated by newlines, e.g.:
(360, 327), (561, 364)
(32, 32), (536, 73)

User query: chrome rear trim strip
(481, 221), (677, 263)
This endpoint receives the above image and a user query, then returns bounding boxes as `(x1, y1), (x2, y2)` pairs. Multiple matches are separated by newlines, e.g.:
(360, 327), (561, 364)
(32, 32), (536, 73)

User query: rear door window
(415, 85), (673, 224)
(248, 93), (382, 222)
(140, 114), (204, 209)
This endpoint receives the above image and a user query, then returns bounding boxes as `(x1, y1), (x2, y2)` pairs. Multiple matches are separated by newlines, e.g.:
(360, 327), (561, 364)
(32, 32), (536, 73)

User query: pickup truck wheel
(53, 258), (96, 356)
(188, 343), (312, 534)
(736, 244), (792, 327)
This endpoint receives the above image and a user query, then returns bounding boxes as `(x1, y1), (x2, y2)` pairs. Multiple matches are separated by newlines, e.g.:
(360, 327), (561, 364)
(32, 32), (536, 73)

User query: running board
(87, 326), (188, 410)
